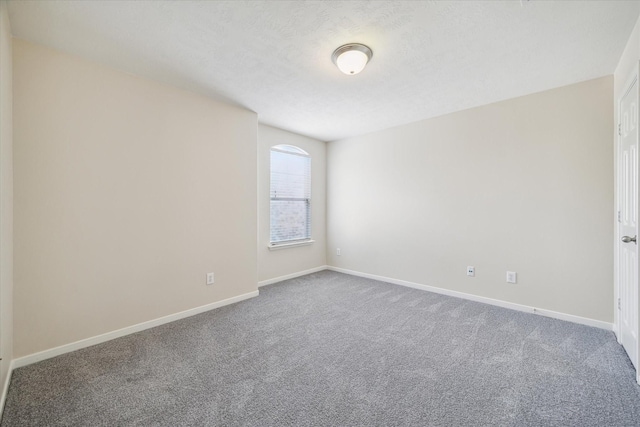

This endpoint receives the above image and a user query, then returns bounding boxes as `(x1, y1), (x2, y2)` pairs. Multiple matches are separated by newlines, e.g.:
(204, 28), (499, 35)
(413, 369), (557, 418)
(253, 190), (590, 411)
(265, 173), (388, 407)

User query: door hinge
(618, 298), (621, 310)
(618, 211), (622, 223)
(619, 123), (622, 136)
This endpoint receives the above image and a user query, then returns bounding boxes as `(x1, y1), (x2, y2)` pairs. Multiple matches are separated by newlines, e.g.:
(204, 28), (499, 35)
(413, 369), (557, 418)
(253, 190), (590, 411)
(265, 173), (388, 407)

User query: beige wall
(613, 15), (640, 331)
(328, 77), (614, 323)
(13, 39), (258, 358)
(258, 124), (326, 283)
(615, 16), (640, 98)
(0, 0), (13, 391)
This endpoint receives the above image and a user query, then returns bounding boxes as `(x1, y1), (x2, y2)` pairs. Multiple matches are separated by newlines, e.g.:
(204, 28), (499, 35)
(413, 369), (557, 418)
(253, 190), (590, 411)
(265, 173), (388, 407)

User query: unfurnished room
(0, 0), (640, 426)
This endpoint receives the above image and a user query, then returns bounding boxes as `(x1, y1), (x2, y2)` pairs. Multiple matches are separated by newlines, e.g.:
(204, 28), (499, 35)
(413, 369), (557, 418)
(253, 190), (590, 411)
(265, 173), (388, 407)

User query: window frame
(268, 144), (313, 249)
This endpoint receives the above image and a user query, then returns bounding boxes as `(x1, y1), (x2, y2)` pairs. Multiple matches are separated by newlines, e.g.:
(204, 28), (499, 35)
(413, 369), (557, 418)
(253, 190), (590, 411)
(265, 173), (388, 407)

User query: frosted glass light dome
(332, 44), (373, 75)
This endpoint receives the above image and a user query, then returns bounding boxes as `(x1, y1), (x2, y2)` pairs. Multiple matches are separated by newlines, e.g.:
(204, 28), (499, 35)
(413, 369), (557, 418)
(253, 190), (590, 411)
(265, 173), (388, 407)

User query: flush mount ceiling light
(331, 43), (373, 75)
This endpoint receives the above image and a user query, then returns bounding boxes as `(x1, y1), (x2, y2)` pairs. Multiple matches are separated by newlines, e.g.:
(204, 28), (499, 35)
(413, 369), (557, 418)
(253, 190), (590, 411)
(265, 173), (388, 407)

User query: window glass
(270, 145), (311, 244)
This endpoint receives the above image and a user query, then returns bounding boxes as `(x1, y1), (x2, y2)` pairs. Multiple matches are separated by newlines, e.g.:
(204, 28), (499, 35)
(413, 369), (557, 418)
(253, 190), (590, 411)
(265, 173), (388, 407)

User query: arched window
(270, 145), (311, 246)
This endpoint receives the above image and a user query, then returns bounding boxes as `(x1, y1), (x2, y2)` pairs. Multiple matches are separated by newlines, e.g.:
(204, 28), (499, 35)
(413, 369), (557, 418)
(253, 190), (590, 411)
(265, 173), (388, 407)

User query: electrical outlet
(337, 248), (341, 256)
(506, 271), (517, 284)
(206, 272), (215, 285)
(467, 266), (475, 277)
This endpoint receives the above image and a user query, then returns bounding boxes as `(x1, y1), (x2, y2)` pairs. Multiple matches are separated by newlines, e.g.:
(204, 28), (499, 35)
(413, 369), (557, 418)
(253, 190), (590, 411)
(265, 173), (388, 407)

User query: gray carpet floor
(2, 270), (640, 426)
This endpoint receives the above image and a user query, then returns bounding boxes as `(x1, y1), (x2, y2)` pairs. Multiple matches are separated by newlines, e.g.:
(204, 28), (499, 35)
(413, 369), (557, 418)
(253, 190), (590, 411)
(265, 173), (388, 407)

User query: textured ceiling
(7, 0), (640, 141)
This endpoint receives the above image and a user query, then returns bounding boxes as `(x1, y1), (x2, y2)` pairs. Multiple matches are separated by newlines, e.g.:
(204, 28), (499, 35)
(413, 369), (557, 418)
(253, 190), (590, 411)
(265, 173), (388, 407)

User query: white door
(618, 70), (639, 379)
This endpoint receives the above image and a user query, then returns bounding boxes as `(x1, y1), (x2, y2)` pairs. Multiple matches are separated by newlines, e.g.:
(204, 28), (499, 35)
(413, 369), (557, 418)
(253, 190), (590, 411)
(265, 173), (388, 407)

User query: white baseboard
(0, 359), (14, 420)
(5, 265), (614, 382)
(327, 266), (613, 331)
(12, 290), (259, 369)
(258, 265), (328, 287)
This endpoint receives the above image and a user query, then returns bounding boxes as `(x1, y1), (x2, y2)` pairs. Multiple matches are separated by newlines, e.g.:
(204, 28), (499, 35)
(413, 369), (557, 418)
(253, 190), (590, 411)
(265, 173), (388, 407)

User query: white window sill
(268, 240), (315, 251)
